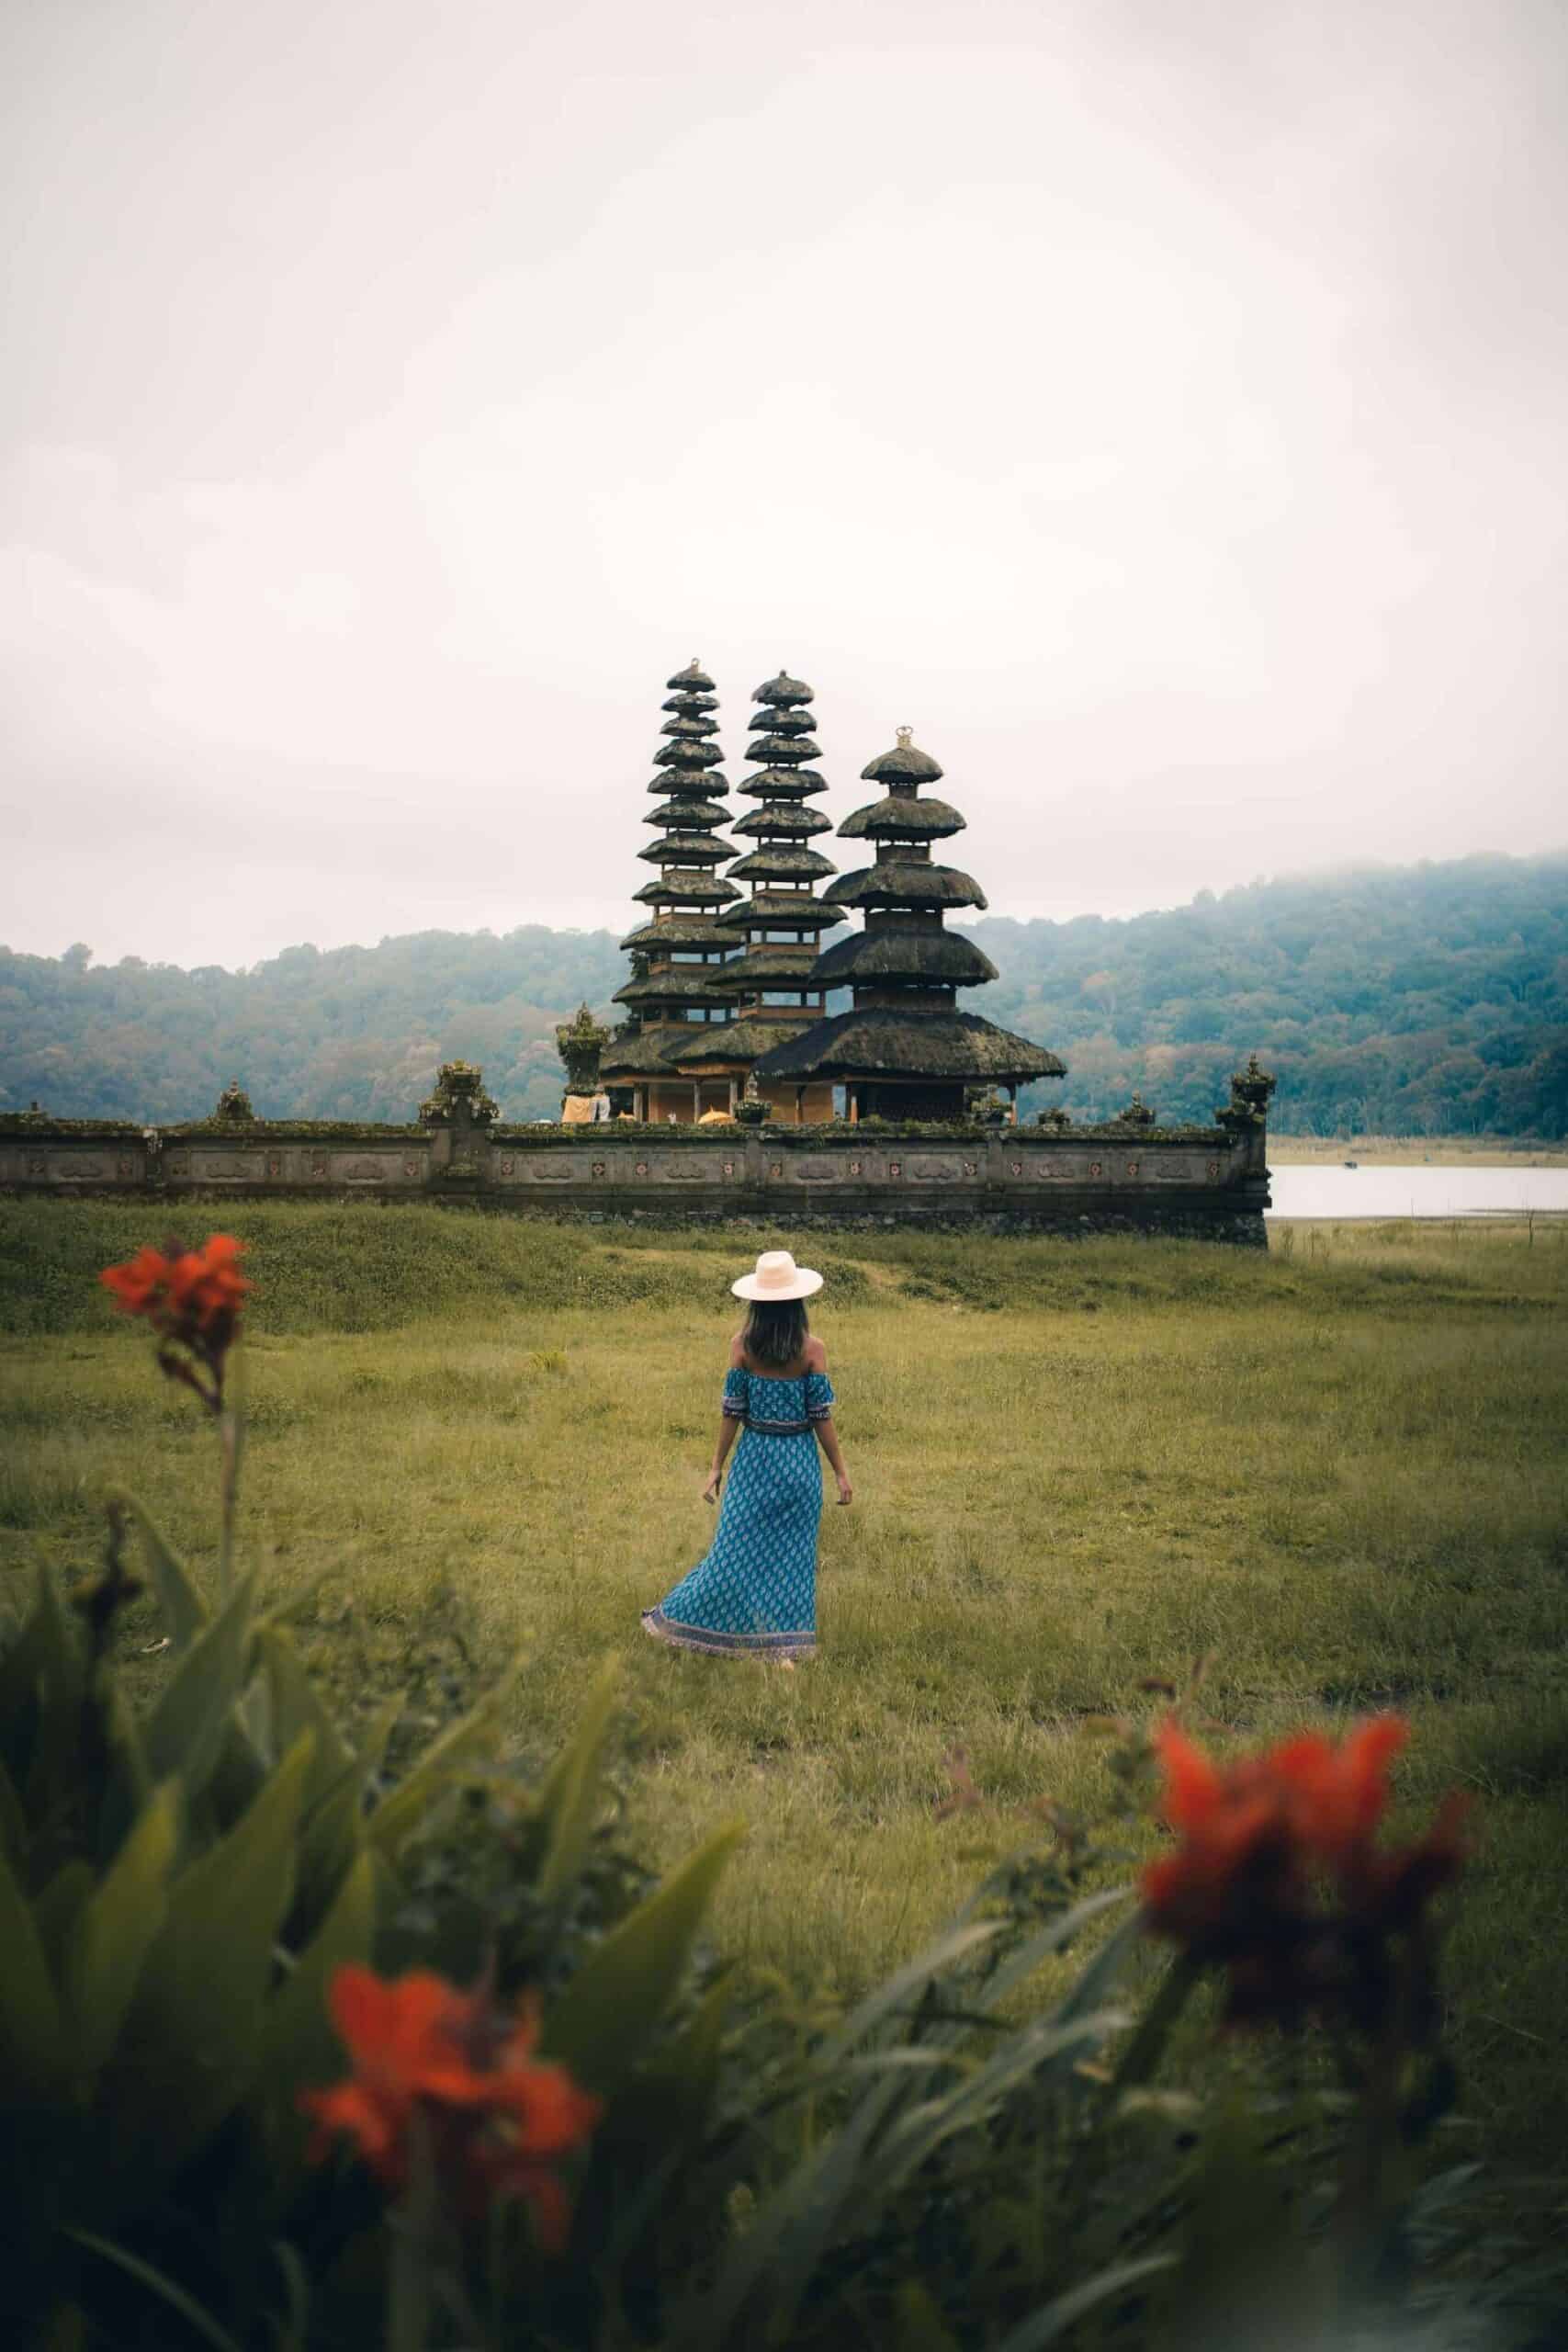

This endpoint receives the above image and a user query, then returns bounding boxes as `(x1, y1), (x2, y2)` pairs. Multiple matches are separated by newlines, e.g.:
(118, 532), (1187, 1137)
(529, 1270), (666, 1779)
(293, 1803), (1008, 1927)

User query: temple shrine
(754, 726), (1061, 1121)
(603, 670), (1062, 1124)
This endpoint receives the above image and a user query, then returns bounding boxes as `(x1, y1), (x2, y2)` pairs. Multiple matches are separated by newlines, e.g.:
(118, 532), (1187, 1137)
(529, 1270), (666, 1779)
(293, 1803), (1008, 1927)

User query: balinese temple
(751, 727), (1064, 1121)
(662, 671), (843, 1123)
(600, 662), (742, 1121)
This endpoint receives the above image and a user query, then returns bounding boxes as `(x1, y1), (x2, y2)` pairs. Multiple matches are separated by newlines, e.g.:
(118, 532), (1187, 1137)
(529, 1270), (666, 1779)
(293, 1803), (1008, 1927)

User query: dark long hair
(742, 1298), (809, 1370)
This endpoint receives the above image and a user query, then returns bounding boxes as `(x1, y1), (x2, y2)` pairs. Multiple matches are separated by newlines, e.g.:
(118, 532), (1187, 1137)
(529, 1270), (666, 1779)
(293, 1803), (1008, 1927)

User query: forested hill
(4, 852), (1565, 1136)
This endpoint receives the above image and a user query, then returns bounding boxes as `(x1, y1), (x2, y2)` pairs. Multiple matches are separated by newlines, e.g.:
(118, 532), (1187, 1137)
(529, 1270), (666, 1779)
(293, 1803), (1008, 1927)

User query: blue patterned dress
(641, 1363), (835, 1659)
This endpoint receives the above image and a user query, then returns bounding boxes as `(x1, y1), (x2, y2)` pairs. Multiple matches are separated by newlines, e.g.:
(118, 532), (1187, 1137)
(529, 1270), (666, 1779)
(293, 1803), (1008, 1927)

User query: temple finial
(896, 725), (913, 748)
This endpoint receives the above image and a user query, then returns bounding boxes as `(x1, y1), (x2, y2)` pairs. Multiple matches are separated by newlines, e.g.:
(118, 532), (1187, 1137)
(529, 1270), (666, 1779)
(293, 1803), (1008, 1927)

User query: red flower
(101, 1233), (250, 1400)
(300, 1964), (601, 2250)
(1142, 1717), (1467, 2030)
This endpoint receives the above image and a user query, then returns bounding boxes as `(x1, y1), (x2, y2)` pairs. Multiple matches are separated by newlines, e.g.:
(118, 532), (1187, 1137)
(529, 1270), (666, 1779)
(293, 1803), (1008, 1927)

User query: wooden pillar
(691, 1080), (702, 1123)
(1008, 1083), (1018, 1125)
(849, 1087), (860, 1125)
(728, 1078), (738, 1113)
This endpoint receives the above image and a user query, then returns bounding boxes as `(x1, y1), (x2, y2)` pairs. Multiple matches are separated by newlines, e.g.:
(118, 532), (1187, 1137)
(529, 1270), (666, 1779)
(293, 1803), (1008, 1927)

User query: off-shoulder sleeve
(805, 1369), (835, 1422)
(722, 1365), (749, 1419)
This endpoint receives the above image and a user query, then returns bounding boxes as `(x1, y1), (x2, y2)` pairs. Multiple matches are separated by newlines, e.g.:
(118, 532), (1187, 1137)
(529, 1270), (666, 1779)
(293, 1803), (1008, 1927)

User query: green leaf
(67, 1780), (181, 2077)
(291, 1693), (400, 1938)
(993, 2256), (1176, 2352)
(542, 1821), (744, 2099)
(260, 1628), (352, 1804)
(32, 1859), (95, 1976)
(118, 1493), (209, 1653)
(68, 2231), (248, 2352)
(895, 2281), (962, 2352)
(973, 1886), (1132, 2018)
(106, 1733), (313, 2176)
(367, 1651), (525, 1862)
(142, 1570), (258, 1799)
(875, 2007), (1130, 2191)
(534, 1655), (620, 1900)
(254, 1847), (377, 2189)
(0, 1753), (28, 1866)
(21, 1569), (87, 1818)
(812, 1918), (1004, 2068)
(0, 1829), (66, 2096)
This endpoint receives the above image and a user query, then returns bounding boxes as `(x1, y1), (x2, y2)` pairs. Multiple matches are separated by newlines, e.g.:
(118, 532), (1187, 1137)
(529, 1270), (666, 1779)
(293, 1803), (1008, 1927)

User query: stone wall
(0, 1114), (1271, 1242)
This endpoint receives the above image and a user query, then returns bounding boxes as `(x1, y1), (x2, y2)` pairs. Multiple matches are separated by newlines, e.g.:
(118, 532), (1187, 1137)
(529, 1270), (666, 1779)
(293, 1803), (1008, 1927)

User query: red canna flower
(1142, 1716), (1467, 2031)
(300, 1964), (601, 2251)
(101, 1232), (250, 1404)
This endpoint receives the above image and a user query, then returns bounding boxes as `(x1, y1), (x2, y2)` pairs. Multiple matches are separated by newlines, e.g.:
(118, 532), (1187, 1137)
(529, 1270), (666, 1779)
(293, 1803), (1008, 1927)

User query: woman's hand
(835, 1471), (853, 1507)
(702, 1468), (722, 1507)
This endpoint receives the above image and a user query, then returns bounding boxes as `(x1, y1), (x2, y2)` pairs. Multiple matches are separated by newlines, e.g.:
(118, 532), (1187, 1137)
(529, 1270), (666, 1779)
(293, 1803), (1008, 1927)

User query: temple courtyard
(2, 1198), (1565, 2236)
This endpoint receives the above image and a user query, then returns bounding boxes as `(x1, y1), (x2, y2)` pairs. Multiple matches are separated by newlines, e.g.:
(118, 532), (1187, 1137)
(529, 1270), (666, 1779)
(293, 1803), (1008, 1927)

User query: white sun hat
(731, 1249), (823, 1302)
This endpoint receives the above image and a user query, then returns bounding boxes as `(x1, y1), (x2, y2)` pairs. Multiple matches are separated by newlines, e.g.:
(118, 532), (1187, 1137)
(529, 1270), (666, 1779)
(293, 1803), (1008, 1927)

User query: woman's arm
(704, 1412), (740, 1506)
(704, 1334), (747, 1502)
(805, 1345), (851, 1503)
(814, 1414), (852, 1505)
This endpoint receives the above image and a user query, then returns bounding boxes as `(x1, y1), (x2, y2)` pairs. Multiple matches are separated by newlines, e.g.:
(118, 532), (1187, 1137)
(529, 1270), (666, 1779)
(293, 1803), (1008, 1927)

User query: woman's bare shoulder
(728, 1329), (747, 1367)
(805, 1333), (828, 1370)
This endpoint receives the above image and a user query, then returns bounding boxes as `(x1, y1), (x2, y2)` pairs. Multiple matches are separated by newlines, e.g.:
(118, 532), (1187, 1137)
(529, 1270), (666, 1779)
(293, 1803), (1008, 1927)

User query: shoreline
(1268, 1136), (1566, 1167)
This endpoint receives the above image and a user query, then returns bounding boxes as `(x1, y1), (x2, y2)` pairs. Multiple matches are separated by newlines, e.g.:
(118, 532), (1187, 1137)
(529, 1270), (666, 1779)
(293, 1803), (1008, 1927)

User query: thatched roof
(643, 798), (729, 830)
(747, 733), (822, 763)
(826, 861), (987, 911)
(811, 928), (998, 988)
(614, 971), (735, 1010)
(619, 913), (734, 952)
(752, 1009), (1064, 1085)
(736, 767), (828, 798)
(717, 892), (845, 930)
(633, 875), (742, 908)
(599, 1029), (681, 1078)
(666, 660), (715, 691)
(661, 691), (717, 716)
(752, 671), (814, 706)
(647, 772), (729, 796)
(654, 741), (725, 771)
(727, 844), (837, 883)
(747, 707), (815, 738)
(838, 794), (966, 841)
(660, 714), (721, 740)
(861, 736), (944, 785)
(637, 833), (732, 865)
(730, 804), (833, 839)
(717, 944), (821, 986)
(668, 1015), (818, 1067)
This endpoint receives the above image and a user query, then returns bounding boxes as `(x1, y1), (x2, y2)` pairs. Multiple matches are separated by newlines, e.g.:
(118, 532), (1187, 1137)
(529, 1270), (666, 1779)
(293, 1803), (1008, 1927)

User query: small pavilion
(751, 728), (1063, 1120)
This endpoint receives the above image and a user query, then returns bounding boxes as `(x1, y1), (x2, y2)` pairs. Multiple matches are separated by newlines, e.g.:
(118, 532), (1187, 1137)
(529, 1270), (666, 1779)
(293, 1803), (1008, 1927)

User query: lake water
(1267, 1165), (1568, 1219)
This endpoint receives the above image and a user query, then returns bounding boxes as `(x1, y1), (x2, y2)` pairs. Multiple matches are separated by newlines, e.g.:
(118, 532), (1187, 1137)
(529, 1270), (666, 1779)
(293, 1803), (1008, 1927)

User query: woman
(641, 1250), (852, 1662)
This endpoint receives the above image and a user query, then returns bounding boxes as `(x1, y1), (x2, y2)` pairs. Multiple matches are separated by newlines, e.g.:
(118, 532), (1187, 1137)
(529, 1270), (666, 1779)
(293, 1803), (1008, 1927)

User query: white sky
(3, 0), (1565, 971)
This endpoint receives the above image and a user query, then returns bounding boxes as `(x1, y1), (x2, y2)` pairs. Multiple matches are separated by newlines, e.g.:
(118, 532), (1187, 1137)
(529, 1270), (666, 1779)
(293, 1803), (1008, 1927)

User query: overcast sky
(4, 0), (1565, 972)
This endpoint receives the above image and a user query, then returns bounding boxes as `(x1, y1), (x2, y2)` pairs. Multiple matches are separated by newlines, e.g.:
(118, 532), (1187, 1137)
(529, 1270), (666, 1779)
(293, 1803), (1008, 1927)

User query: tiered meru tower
(601, 662), (741, 1121)
(664, 671), (842, 1123)
(752, 727), (1063, 1120)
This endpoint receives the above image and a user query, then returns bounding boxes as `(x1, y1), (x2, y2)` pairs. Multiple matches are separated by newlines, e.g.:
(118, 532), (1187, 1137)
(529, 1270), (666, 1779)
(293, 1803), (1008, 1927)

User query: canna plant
(0, 1238), (742, 2350)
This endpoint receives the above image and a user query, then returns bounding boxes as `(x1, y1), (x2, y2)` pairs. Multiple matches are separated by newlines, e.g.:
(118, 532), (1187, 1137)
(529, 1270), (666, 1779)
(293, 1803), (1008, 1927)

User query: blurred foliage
(2, 853), (1565, 1132)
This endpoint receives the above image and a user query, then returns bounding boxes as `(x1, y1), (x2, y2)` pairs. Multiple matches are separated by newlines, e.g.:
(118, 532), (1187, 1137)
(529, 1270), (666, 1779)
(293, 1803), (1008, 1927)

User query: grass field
(3, 1198), (1566, 2222)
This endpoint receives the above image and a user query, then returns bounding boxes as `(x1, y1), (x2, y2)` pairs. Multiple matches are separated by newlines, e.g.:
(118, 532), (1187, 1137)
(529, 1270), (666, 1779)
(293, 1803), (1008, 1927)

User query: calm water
(1267, 1165), (1568, 1219)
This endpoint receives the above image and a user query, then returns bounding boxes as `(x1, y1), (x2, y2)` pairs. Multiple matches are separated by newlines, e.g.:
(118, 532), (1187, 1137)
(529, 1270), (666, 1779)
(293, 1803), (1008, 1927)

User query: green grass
(3, 1197), (1566, 2211)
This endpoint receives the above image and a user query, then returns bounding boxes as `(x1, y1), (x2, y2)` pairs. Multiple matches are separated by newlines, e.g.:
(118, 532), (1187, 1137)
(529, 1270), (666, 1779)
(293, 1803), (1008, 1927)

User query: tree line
(3, 852), (1563, 1135)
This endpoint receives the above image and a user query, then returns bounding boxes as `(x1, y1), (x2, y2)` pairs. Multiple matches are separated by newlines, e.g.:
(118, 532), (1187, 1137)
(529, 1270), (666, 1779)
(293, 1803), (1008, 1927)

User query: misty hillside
(3, 853), (1564, 1136)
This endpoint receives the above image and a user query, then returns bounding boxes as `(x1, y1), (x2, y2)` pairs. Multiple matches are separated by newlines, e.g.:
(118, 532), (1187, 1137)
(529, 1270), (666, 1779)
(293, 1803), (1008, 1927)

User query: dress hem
(640, 1609), (817, 1660)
